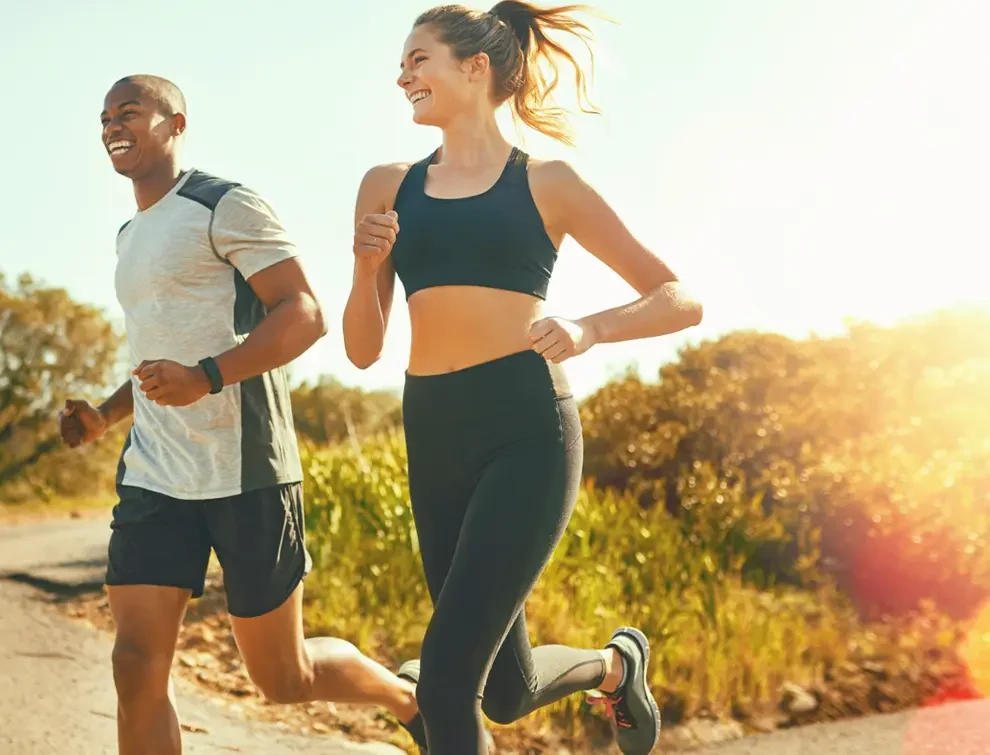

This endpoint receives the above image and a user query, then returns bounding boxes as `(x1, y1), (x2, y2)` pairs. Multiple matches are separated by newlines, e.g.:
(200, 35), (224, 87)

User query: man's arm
(205, 186), (327, 387)
(98, 379), (135, 425)
(134, 185), (327, 407)
(211, 257), (327, 387)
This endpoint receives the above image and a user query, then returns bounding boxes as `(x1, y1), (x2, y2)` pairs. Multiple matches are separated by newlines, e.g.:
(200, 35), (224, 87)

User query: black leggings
(402, 350), (607, 754)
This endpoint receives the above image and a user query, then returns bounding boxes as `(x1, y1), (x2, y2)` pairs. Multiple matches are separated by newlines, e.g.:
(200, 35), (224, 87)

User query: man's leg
(229, 582), (417, 718)
(207, 483), (417, 720)
(108, 586), (190, 755)
(105, 485), (213, 755)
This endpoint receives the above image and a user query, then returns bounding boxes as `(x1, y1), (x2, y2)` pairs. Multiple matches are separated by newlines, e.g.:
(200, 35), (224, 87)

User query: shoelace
(589, 693), (633, 728)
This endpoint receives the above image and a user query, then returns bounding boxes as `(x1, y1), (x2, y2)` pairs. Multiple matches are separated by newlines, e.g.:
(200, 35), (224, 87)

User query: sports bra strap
(417, 147), (528, 188)
(395, 146), (530, 206)
(500, 147), (530, 187)
(393, 151), (436, 207)
(412, 150), (437, 189)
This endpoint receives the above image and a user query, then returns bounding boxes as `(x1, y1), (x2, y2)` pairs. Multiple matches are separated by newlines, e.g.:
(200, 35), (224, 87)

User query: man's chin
(109, 152), (142, 178)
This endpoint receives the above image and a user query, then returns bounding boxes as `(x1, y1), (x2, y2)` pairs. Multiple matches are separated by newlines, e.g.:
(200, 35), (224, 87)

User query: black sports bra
(389, 146), (558, 301)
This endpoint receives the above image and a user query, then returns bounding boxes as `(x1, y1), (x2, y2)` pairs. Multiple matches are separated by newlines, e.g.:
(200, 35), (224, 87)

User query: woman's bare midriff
(405, 286), (547, 375)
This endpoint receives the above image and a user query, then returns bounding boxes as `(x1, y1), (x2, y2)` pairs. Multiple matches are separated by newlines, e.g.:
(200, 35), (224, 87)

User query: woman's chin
(411, 105), (443, 127)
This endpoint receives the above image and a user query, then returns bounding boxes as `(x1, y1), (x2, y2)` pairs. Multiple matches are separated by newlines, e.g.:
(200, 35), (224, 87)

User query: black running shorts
(105, 482), (311, 618)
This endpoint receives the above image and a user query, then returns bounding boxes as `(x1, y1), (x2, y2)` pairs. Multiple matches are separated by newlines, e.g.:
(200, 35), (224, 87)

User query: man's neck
(132, 161), (185, 211)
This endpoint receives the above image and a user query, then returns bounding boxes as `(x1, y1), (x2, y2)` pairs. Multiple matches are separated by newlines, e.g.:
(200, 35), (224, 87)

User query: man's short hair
(113, 74), (187, 117)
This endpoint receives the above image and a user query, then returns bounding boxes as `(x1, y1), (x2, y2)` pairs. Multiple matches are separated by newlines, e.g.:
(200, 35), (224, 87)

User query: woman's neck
(438, 109), (512, 168)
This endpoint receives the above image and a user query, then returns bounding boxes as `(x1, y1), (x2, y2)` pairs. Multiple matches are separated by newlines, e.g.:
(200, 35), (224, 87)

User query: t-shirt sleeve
(209, 186), (298, 279)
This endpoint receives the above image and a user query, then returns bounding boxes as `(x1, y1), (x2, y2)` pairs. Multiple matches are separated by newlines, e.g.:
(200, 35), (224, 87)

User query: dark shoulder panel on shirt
(177, 170), (243, 212)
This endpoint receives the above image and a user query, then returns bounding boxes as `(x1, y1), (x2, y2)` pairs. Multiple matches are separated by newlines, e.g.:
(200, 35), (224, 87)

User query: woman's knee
(480, 681), (528, 725)
(414, 661), (449, 720)
(416, 652), (476, 722)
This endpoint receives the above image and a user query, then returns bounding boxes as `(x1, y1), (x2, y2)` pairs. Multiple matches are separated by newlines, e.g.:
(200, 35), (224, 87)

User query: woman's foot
(588, 627), (661, 755)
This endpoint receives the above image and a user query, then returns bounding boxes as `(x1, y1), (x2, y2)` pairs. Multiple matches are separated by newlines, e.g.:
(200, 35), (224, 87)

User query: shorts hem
(104, 577), (205, 600)
(224, 560), (309, 619)
(116, 477), (303, 501)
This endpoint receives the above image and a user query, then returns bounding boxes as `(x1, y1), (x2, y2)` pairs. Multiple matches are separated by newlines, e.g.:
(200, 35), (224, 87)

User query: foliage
(290, 375), (401, 446)
(298, 432), (978, 751)
(579, 307), (990, 616)
(293, 305), (990, 747)
(6, 270), (989, 749)
(0, 271), (125, 503)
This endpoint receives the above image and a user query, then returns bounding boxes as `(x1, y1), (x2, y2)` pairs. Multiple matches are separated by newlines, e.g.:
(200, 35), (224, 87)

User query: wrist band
(198, 356), (224, 395)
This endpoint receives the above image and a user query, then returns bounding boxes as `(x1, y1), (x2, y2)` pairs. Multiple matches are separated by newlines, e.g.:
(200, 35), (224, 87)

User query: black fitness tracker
(198, 356), (224, 395)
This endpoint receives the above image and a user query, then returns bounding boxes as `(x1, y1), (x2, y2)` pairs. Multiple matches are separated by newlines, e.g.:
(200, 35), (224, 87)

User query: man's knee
(111, 639), (172, 703)
(247, 660), (315, 704)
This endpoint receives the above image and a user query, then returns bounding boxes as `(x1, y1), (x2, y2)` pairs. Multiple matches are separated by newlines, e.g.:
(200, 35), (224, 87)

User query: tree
(577, 306), (990, 613)
(290, 376), (402, 446)
(0, 271), (123, 500)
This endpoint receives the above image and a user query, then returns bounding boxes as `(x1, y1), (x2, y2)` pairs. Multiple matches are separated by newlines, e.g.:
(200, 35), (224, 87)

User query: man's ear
(172, 112), (187, 136)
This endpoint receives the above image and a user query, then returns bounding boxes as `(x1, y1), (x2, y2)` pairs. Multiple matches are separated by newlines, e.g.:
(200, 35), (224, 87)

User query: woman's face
(397, 24), (489, 127)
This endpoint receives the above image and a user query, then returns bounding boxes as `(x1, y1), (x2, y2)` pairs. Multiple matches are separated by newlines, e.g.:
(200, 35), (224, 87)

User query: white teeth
(107, 140), (134, 154)
(410, 91), (430, 104)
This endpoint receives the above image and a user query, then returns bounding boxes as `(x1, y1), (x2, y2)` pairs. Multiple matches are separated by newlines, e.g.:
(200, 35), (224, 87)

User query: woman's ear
(465, 51), (491, 82)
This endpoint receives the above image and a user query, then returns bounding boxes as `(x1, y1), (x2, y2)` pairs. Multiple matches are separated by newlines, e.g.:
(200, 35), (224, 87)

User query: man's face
(100, 83), (183, 178)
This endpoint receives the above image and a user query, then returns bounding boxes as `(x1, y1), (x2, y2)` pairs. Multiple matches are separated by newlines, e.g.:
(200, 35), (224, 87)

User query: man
(59, 74), (419, 755)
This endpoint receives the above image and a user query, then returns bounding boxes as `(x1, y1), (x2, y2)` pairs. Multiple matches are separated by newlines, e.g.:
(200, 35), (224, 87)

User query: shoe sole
(613, 626), (661, 754)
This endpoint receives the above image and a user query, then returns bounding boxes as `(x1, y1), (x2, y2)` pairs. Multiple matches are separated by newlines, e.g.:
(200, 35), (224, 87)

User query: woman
(343, 2), (703, 753)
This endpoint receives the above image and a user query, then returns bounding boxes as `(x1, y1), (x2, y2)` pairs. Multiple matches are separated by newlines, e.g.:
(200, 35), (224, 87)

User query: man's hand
(58, 400), (109, 448)
(134, 360), (211, 407)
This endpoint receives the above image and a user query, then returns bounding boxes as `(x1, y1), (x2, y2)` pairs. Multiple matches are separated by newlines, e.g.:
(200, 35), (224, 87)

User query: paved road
(692, 700), (990, 755)
(2, 516), (988, 754)
(0, 516), (401, 755)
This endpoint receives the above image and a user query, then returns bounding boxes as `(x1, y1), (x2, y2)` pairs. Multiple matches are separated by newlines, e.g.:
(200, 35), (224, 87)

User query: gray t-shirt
(113, 168), (303, 500)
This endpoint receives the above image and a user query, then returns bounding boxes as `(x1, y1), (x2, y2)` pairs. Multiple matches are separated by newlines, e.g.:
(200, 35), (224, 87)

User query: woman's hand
(528, 316), (598, 363)
(353, 210), (399, 277)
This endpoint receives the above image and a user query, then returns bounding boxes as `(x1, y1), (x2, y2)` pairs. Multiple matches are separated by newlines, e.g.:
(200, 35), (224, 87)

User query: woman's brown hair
(414, 1), (607, 145)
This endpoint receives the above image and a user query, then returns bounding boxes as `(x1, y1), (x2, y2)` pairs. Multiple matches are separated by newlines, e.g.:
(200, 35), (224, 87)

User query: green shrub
(297, 431), (977, 746)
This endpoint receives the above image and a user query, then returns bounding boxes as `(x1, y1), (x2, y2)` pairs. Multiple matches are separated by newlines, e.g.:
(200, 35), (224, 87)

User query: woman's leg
(477, 398), (661, 755)
(413, 401), (602, 753)
(477, 398), (610, 723)
(401, 352), (659, 753)
(483, 609), (662, 755)
(411, 395), (661, 755)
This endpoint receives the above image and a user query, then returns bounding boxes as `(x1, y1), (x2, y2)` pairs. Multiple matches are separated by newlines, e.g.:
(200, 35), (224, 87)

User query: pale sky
(1, 0), (985, 398)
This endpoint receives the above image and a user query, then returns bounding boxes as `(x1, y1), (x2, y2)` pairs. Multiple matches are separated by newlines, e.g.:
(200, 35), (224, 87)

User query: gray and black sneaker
(396, 659), (428, 754)
(593, 627), (661, 755)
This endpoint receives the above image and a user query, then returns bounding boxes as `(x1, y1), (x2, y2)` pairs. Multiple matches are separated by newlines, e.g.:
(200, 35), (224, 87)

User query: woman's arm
(342, 163), (407, 369)
(528, 160), (703, 362)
